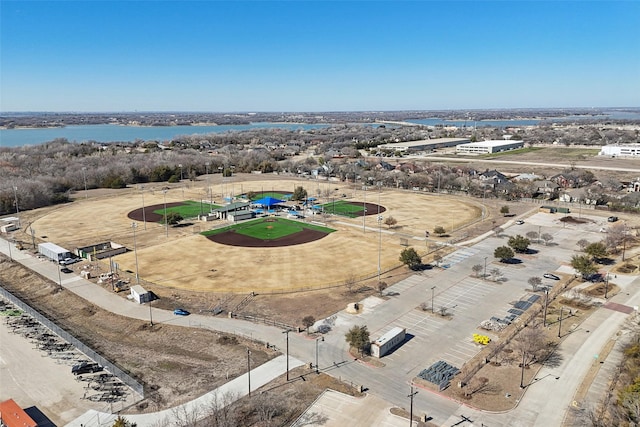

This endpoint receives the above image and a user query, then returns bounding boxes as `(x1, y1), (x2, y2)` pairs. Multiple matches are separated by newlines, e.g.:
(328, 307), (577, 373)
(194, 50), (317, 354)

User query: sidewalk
(66, 355), (303, 427)
(0, 237), (309, 426)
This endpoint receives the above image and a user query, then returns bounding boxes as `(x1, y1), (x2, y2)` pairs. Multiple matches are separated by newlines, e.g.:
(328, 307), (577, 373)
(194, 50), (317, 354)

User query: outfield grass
(201, 217), (335, 239)
(321, 200), (364, 218)
(153, 200), (221, 219)
(248, 191), (292, 200)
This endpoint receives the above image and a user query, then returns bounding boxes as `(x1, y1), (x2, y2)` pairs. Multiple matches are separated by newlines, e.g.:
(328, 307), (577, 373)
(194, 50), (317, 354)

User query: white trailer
(371, 327), (406, 358)
(38, 242), (72, 263)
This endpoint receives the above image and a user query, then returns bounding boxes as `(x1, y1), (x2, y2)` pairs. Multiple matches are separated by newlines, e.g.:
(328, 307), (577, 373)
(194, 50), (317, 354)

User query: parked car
(60, 257), (79, 265)
(515, 220), (524, 225)
(607, 216), (618, 222)
(61, 267), (73, 274)
(543, 273), (560, 280)
(173, 308), (190, 316)
(71, 362), (102, 375)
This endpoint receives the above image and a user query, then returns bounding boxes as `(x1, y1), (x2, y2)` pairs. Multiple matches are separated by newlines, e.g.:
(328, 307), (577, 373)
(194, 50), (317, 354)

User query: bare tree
(344, 275), (357, 294)
(253, 392), (282, 426)
(490, 267), (503, 282)
(472, 264), (483, 278)
(577, 238), (590, 250)
(377, 281), (387, 296)
(384, 216), (398, 229)
(526, 231), (539, 242)
(301, 316), (315, 334)
(541, 233), (554, 246)
(528, 277), (543, 292)
(513, 326), (546, 367)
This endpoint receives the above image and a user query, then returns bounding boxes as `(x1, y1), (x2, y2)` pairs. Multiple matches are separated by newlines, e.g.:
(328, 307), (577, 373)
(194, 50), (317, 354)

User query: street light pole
(163, 190), (168, 238)
(431, 286), (436, 313)
(483, 256), (488, 280)
(132, 222), (140, 285)
(362, 185), (367, 233)
(57, 262), (63, 290)
(13, 186), (20, 226)
(140, 185), (147, 230)
(82, 167), (88, 198)
(558, 306), (564, 338)
(247, 348), (251, 397)
(604, 274), (610, 299)
(283, 330), (292, 381)
(519, 351), (526, 389)
(7, 238), (13, 261)
(315, 336), (324, 374)
(543, 287), (549, 327)
(377, 182), (382, 283)
(408, 386), (418, 427)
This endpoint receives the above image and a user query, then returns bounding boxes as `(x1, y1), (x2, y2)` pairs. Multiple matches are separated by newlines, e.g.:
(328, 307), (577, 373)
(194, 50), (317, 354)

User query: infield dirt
(27, 175), (482, 294)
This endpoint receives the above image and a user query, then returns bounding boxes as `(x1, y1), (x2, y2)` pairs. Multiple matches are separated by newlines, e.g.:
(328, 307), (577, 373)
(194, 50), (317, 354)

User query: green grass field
(320, 200), (363, 218)
(247, 191), (292, 200)
(201, 217), (335, 239)
(153, 200), (221, 219)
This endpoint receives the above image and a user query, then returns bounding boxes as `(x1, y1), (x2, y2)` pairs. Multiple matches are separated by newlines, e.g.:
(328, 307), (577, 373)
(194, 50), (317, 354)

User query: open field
(27, 176), (482, 294)
(202, 217), (335, 240)
(152, 200), (221, 219)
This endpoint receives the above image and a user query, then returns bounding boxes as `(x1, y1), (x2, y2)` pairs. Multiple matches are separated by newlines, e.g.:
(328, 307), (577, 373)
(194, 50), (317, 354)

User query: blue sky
(1, 1), (639, 112)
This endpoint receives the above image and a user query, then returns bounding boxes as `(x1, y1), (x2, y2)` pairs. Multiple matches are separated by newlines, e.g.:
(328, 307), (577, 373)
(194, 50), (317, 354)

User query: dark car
(607, 216), (618, 222)
(543, 273), (560, 280)
(173, 308), (190, 316)
(71, 362), (103, 375)
(61, 267), (73, 274)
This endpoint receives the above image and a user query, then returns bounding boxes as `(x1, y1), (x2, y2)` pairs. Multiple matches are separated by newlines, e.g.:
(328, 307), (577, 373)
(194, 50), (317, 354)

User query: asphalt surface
(2, 209), (640, 427)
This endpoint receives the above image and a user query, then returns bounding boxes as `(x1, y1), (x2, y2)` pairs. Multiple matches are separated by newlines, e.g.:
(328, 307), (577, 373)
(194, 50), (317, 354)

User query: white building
(456, 140), (524, 155)
(130, 285), (152, 304)
(377, 138), (470, 153)
(599, 144), (640, 157)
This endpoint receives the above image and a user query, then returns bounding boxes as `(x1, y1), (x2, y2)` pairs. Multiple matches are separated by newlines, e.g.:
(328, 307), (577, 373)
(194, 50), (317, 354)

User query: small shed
(130, 285), (151, 304)
(371, 327), (406, 358)
(228, 211), (255, 222)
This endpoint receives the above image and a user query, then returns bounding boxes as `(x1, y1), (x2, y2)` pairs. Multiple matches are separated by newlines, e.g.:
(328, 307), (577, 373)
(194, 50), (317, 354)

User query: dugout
(212, 202), (250, 220)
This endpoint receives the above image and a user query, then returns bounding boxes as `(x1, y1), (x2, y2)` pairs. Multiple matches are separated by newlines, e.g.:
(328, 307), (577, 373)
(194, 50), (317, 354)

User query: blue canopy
(253, 196), (284, 207)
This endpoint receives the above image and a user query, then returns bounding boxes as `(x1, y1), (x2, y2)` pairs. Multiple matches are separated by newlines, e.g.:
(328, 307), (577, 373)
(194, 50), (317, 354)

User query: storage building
(456, 140), (524, 154)
(38, 242), (72, 263)
(377, 138), (470, 153)
(371, 327), (406, 358)
(0, 398), (37, 427)
(599, 144), (640, 157)
(130, 285), (152, 304)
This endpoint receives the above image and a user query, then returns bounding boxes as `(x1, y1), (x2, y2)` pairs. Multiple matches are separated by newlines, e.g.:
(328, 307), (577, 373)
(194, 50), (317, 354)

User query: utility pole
(82, 167), (88, 198)
(408, 386), (418, 426)
(132, 222), (140, 285)
(247, 348), (251, 397)
(558, 306), (564, 338)
(543, 287), (549, 327)
(140, 185), (147, 230)
(431, 286), (436, 313)
(283, 330), (292, 381)
(315, 336), (324, 374)
(483, 256), (488, 280)
(163, 189), (169, 238)
(520, 351), (526, 388)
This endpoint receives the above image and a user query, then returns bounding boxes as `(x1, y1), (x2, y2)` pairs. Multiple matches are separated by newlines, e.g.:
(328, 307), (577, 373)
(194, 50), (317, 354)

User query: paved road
(2, 210), (639, 426)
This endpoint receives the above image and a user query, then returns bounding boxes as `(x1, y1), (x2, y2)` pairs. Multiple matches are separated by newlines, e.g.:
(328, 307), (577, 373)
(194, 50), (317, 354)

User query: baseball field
(29, 175), (482, 293)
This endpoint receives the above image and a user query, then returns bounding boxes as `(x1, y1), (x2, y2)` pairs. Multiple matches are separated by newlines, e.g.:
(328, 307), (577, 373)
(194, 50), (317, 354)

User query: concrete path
(65, 355), (303, 427)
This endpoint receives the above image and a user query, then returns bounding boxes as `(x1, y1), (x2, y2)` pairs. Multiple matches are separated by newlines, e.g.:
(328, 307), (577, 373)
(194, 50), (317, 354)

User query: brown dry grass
(26, 177), (482, 294)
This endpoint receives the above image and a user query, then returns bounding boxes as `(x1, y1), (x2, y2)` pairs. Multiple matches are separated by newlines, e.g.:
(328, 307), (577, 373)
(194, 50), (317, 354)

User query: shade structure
(253, 196), (284, 208)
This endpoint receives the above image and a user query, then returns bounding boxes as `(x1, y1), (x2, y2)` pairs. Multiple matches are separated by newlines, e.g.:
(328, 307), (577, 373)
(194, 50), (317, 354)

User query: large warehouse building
(599, 144), (640, 157)
(456, 140), (524, 155)
(377, 137), (470, 153)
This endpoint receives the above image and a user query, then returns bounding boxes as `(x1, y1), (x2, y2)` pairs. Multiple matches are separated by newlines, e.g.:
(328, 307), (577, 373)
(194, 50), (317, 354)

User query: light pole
(163, 189), (168, 238)
(377, 182), (382, 283)
(57, 262), (63, 290)
(431, 286), (436, 313)
(483, 256), (488, 280)
(408, 386), (418, 427)
(558, 306), (564, 338)
(519, 351), (526, 389)
(283, 329), (292, 381)
(82, 167), (88, 198)
(604, 274), (610, 299)
(140, 185), (147, 230)
(178, 164), (183, 181)
(13, 186), (19, 226)
(315, 336), (324, 374)
(205, 162), (211, 206)
(149, 299), (154, 327)
(131, 222), (140, 285)
(362, 185), (367, 233)
(247, 348), (252, 397)
(543, 287), (549, 327)
(7, 237), (13, 261)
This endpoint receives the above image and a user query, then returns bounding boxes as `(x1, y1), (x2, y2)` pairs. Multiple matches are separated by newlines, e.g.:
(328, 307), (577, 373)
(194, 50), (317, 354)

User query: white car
(515, 220), (524, 225)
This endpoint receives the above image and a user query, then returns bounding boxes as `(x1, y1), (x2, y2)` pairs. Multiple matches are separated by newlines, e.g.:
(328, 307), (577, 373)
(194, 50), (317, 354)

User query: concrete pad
(291, 390), (417, 427)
